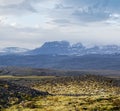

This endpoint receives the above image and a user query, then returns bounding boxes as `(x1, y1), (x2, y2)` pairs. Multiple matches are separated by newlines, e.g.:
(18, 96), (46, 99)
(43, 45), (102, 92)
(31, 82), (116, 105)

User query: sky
(0, 0), (120, 49)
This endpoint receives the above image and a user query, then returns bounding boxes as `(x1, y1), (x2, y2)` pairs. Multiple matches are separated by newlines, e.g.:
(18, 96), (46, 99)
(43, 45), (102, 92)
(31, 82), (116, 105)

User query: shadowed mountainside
(0, 54), (120, 70)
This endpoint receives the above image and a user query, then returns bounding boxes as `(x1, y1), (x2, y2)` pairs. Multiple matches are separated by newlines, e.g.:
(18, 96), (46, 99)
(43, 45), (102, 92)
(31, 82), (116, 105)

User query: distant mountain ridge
(28, 41), (120, 55)
(1, 41), (120, 55)
(0, 47), (29, 55)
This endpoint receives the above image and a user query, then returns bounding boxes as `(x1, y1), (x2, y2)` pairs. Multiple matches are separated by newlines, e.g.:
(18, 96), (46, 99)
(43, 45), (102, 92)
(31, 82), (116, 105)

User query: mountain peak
(29, 41), (71, 55)
(42, 41), (70, 48)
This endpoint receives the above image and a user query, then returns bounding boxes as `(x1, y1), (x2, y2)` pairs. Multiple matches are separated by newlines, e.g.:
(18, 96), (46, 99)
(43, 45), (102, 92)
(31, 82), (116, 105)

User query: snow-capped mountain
(28, 41), (120, 55)
(28, 41), (71, 55)
(100, 45), (120, 54)
(1, 41), (120, 55)
(0, 47), (29, 55)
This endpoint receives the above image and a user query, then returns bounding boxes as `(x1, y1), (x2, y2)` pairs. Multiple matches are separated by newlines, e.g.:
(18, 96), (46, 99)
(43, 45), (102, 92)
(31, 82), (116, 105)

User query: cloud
(51, 19), (71, 26)
(0, 0), (24, 5)
(0, 0), (120, 49)
(52, 0), (120, 23)
(0, 16), (7, 24)
(0, 0), (45, 16)
(0, 20), (70, 49)
(72, 9), (110, 22)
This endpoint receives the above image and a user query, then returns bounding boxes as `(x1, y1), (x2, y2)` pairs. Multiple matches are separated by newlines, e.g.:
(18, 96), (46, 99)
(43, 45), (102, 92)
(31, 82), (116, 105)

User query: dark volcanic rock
(0, 80), (49, 108)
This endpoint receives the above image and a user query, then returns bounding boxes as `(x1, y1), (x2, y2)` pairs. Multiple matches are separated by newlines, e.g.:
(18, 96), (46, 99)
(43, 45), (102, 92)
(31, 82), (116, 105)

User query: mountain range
(1, 41), (120, 55)
(27, 41), (120, 55)
(0, 41), (120, 70)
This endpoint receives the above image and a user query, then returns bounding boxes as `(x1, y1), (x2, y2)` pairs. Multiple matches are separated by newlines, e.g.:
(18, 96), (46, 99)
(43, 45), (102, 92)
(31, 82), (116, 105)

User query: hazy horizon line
(1, 40), (120, 50)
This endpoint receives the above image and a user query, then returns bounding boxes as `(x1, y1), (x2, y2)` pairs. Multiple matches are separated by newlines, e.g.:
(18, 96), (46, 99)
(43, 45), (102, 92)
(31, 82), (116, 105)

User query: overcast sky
(0, 0), (120, 49)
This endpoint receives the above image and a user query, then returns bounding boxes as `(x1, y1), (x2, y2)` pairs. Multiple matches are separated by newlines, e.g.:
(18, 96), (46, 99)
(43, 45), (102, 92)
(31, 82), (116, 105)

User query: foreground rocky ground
(0, 80), (49, 110)
(6, 75), (120, 95)
(4, 95), (120, 111)
(0, 75), (120, 111)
